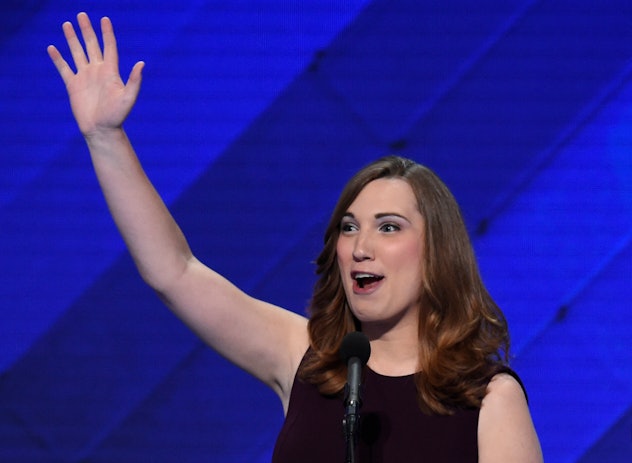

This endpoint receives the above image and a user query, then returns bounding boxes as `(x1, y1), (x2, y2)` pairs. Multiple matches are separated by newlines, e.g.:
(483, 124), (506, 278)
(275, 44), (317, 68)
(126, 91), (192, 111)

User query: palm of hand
(66, 58), (131, 134)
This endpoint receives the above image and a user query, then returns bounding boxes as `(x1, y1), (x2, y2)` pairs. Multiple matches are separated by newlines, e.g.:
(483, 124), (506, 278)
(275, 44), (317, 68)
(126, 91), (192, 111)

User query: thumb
(125, 61), (145, 97)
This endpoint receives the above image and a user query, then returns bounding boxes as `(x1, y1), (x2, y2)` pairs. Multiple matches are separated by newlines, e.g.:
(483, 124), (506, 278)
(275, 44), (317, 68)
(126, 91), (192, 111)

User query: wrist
(84, 126), (127, 149)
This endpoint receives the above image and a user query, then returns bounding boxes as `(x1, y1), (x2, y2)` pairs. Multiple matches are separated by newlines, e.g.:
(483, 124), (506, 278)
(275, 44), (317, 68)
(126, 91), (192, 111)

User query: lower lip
(352, 278), (383, 295)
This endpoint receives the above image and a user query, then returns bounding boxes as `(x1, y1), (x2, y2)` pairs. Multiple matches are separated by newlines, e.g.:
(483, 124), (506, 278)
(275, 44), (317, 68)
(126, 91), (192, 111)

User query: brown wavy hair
(298, 155), (510, 414)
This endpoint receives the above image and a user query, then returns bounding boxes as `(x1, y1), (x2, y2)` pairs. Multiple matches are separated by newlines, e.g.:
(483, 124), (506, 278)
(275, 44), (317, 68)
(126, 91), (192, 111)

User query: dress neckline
(366, 364), (417, 380)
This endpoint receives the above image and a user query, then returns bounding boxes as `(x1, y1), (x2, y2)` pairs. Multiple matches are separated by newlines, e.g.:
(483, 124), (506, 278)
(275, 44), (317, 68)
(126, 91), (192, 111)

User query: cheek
(336, 239), (351, 266)
(335, 242), (347, 278)
(398, 242), (425, 281)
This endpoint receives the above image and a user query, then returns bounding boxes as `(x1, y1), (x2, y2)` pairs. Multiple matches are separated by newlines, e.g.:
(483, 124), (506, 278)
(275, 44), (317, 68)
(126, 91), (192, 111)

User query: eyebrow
(342, 212), (410, 222)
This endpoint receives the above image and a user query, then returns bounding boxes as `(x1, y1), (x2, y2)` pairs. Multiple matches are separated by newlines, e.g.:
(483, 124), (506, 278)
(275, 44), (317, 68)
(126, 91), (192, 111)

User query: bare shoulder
(486, 372), (527, 403)
(478, 373), (543, 463)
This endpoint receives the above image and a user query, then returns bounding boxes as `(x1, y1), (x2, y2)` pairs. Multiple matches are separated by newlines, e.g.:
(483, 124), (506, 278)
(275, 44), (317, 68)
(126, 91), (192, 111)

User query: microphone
(339, 331), (371, 463)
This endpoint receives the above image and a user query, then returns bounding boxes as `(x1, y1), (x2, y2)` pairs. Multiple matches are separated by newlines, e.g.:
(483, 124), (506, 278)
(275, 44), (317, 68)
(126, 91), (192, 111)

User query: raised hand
(47, 12), (144, 138)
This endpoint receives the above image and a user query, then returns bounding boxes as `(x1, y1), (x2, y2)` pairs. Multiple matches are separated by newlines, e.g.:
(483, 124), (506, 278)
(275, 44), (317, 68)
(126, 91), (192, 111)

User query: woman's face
(336, 178), (425, 333)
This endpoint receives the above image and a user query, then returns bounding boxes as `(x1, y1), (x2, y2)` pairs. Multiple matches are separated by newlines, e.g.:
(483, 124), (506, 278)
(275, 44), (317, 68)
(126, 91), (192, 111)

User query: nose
(352, 231), (374, 262)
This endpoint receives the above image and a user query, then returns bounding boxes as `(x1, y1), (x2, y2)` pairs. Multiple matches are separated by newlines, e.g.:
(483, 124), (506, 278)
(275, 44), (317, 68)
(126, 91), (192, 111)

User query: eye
(340, 221), (358, 233)
(379, 222), (400, 233)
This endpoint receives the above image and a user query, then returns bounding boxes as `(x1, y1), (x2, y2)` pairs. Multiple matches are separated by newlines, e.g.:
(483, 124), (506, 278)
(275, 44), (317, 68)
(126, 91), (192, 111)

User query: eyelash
(340, 222), (401, 233)
(340, 222), (358, 233)
(379, 223), (400, 233)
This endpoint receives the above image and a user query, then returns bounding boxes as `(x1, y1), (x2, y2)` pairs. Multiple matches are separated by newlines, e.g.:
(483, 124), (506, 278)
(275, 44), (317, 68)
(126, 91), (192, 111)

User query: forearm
(86, 128), (192, 290)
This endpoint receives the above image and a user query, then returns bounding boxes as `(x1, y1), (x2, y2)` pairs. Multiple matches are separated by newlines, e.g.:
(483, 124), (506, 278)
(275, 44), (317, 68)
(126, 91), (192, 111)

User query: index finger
(100, 17), (119, 68)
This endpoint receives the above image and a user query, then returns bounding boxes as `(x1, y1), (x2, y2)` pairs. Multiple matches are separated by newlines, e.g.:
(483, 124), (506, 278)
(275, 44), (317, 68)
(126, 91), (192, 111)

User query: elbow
(135, 252), (195, 297)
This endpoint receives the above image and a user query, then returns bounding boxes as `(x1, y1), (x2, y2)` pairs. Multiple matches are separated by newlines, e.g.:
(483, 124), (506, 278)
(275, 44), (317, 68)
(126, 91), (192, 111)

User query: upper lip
(351, 271), (383, 280)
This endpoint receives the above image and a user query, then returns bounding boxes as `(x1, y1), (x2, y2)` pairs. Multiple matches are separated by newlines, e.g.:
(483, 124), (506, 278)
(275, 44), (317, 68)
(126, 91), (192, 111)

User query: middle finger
(77, 12), (104, 63)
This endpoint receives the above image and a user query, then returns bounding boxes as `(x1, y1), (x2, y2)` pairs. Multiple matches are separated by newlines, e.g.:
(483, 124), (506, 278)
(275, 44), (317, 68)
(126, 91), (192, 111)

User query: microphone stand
(343, 356), (362, 463)
(339, 331), (370, 463)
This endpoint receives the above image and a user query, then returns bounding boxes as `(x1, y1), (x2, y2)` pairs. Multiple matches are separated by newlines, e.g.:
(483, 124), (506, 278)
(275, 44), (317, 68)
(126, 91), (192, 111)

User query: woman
(48, 12), (542, 462)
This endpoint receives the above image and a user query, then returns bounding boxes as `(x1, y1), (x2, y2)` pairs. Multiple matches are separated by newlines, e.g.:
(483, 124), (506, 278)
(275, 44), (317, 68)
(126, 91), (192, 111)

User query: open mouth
(352, 272), (384, 289)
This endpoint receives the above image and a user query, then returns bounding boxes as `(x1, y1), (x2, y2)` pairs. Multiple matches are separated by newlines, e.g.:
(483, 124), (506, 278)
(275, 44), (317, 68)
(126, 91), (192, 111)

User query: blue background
(1, 1), (631, 461)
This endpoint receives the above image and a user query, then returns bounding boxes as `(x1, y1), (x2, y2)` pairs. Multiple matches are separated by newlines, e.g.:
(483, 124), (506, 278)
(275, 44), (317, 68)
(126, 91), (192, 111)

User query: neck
(363, 323), (419, 377)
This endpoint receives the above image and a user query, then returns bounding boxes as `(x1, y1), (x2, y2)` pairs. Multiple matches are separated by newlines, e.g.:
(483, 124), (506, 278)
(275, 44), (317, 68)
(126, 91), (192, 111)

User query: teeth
(353, 273), (382, 289)
(354, 273), (375, 279)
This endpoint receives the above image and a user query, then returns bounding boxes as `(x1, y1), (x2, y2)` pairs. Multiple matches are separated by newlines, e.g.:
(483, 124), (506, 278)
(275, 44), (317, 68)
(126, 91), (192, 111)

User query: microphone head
(340, 331), (371, 365)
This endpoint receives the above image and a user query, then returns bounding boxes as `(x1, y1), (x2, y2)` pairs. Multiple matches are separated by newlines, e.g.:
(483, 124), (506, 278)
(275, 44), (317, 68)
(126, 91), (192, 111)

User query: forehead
(348, 178), (419, 214)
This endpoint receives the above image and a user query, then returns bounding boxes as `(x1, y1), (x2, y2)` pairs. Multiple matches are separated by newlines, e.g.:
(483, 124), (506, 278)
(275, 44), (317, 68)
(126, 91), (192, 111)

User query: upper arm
(157, 257), (310, 408)
(478, 373), (543, 463)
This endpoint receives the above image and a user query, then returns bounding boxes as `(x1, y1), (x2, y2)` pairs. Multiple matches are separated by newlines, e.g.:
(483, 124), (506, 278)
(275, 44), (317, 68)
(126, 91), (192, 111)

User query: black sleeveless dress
(272, 365), (481, 462)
